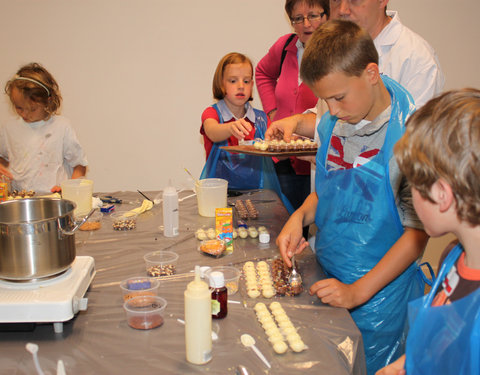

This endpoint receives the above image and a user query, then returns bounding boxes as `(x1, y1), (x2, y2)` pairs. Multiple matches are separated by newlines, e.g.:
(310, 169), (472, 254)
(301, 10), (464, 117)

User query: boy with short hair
(275, 20), (429, 374)
(377, 88), (480, 375)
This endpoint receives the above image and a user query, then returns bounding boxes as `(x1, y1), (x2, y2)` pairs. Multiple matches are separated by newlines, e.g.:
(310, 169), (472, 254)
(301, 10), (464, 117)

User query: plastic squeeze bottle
(209, 271), (228, 319)
(163, 184), (179, 237)
(184, 265), (212, 364)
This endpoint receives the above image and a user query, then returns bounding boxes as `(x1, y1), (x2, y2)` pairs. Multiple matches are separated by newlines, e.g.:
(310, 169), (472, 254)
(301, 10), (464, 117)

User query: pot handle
(59, 208), (97, 236)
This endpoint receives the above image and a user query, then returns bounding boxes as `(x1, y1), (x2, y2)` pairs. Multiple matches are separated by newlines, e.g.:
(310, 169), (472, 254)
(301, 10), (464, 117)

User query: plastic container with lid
(144, 250), (178, 277)
(184, 265), (212, 364)
(208, 271), (228, 319)
(120, 277), (160, 302)
(123, 295), (167, 330)
(111, 211), (137, 231)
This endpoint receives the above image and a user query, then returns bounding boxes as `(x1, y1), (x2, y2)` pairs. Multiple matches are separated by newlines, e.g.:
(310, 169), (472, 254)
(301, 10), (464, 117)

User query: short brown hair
(300, 19), (378, 86)
(5, 62), (62, 116)
(212, 52), (253, 101)
(285, 0), (330, 19)
(394, 89), (480, 226)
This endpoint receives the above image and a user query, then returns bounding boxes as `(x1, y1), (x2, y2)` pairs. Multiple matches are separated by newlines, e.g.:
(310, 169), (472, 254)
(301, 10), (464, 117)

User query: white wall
(0, 0), (478, 267)
(0, 0), (478, 192)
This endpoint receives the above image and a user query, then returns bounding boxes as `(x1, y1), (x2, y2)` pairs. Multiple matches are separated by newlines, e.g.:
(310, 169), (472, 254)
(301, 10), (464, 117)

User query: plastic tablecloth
(0, 189), (366, 375)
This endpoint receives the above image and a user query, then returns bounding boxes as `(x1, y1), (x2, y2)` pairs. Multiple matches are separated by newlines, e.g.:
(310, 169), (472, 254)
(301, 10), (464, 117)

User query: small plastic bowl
(123, 295), (167, 330)
(198, 239), (226, 258)
(111, 211), (137, 231)
(120, 277), (160, 302)
(144, 250), (178, 277)
(78, 211), (103, 231)
(205, 266), (241, 295)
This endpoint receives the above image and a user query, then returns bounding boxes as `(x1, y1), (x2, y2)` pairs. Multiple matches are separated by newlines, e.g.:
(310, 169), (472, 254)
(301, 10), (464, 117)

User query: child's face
(222, 63), (253, 110)
(310, 69), (377, 124)
(10, 87), (48, 123)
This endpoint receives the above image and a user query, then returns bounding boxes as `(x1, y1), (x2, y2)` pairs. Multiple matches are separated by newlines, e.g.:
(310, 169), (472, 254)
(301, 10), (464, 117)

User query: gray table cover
(0, 189), (366, 375)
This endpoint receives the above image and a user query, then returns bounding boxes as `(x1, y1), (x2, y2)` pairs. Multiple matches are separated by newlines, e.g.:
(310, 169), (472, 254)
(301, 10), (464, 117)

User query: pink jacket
(255, 34), (318, 121)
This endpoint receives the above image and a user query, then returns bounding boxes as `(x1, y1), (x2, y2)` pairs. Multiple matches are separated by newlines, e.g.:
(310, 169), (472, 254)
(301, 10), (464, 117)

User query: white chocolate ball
(269, 302), (281, 310)
(289, 339), (306, 352)
(273, 341), (289, 354)
(262, 288), (275, 299)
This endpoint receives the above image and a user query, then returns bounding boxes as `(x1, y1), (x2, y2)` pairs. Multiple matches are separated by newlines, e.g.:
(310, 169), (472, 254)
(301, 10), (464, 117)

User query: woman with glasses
(255, 0), (329, 214)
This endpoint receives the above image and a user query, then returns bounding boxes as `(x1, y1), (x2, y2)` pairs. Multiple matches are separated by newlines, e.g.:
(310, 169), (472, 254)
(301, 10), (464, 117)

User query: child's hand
(51, 185), (61, 193)
(309, 278), (362, 309)
(276, 216), (309, 267)
(265, 115), (298, 142)
(229, 118), (252, 140)
(375, 355), (406, 375)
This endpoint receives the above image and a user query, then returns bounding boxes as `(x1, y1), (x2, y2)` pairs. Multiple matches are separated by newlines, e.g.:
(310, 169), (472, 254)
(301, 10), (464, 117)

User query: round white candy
(273, 341), (288, 354)
(248, 289), (261, 298)
(269, 302), (281, 309)
(262, 288), (275, 299)
(289, 339), (305, 352)
(282, 326), (297, 335)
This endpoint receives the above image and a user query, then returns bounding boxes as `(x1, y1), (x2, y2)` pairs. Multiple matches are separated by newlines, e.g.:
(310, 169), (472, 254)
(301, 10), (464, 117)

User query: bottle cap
(208, 271), (225, 288)
(259, 232), (270, 243)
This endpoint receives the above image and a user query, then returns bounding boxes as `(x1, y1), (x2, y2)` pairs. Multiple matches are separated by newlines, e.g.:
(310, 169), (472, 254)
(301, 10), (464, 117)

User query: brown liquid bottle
(209, 271), (228, 319)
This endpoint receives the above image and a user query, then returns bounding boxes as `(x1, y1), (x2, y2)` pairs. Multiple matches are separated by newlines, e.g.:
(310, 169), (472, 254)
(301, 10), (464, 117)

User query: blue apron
(314, 76), (422, 375)
(200, 103), (294, 213)
(405, 244), (480, 374)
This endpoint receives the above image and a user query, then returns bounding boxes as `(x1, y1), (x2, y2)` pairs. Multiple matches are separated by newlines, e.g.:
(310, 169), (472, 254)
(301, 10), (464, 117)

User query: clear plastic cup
(61, 179), (93, 216)
(78, 211), (103, 231)
(195, 178), (228, 217)
(205, 266), (241, 295)
(120, 277), (160, 302)
(111, 211), (137, 231)
(123, 295), (167, 330)
(144, 250), (178, 277)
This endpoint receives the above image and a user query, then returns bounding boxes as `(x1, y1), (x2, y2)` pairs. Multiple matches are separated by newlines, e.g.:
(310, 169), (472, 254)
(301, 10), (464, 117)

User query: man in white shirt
(266, 0), (445, 141)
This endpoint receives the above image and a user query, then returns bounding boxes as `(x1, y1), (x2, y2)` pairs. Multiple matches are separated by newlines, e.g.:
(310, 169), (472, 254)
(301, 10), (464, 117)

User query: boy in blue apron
(377, 90), (480, 375)
(275, 20), (429, 374)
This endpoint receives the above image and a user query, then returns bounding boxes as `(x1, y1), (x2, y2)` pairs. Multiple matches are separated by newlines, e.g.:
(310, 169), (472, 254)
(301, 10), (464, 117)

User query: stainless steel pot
(0, 198), (90, 280)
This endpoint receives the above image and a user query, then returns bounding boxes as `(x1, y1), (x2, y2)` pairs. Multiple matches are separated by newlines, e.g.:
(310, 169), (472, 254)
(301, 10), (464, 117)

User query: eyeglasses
(291, 12), (326, 25)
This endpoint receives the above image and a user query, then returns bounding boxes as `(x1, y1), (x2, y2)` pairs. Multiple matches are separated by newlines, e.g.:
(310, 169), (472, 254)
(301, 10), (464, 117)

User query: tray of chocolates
(221, 138), (318, 157)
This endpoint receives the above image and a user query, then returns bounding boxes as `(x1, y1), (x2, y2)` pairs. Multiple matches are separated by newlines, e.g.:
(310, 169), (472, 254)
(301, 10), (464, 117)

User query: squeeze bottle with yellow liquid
(184, 265), (212, 364)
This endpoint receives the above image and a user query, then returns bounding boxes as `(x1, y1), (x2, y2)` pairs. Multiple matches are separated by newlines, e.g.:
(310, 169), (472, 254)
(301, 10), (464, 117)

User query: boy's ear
(433, 178), (455, 213)
(364, 63), (380, 84)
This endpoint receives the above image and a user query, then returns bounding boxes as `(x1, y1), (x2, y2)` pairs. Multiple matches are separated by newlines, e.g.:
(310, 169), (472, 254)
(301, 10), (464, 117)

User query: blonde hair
(394, 88), (480, 226)
(5, 62), (62, 117)
(300, 19), (378, 85)
(212, 52), (254, 101)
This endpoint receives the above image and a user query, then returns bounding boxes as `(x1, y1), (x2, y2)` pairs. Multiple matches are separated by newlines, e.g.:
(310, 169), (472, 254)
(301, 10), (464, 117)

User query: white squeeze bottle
(184, 265), (212, 365)
(163, 183), (179, 237)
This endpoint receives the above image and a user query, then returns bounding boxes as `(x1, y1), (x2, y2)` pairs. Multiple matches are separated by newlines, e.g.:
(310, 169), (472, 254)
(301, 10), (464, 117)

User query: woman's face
(291, 2), (327, 45)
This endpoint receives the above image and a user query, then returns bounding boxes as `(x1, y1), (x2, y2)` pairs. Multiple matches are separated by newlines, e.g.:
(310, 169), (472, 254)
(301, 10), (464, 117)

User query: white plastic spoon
(240, 334), (271, 369)
(25, 343), (45, 375)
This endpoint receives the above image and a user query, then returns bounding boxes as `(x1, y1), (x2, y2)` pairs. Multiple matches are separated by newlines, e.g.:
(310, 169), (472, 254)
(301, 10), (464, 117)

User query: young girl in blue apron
(378, 89), (480, 375)
(200, 52), (293, 212)
(276, 21), (429, 375)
